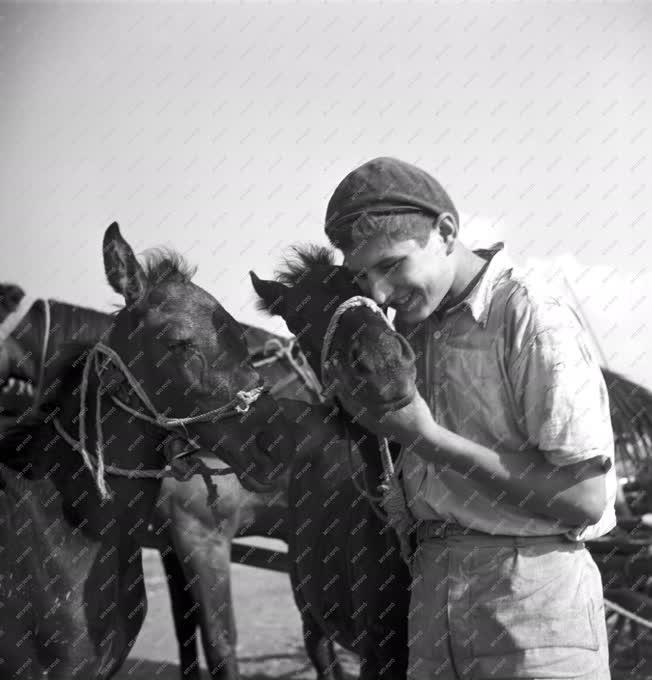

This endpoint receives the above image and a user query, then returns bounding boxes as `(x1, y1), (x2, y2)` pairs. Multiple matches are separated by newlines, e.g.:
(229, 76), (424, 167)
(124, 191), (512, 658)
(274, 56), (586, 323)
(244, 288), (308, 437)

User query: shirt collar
(442, 242), (513, 326)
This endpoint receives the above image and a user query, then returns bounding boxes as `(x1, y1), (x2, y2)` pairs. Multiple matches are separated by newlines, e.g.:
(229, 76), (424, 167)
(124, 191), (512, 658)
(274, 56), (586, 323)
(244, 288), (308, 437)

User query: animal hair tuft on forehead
(275, 244), (336, 287)
(141, 248), (197, 288)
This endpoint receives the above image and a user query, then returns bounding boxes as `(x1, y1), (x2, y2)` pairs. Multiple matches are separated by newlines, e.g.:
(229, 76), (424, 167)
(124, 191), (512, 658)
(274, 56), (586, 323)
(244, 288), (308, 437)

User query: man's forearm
(402, 420), (607, 527)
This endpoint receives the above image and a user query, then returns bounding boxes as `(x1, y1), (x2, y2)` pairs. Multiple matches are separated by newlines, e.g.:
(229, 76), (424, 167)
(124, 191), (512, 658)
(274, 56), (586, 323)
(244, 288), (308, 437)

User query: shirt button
(433, 331), (442, 340)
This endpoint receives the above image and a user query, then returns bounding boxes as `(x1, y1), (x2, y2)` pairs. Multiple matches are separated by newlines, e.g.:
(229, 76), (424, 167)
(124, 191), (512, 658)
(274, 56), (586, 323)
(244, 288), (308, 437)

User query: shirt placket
(426, 315), (449, 420)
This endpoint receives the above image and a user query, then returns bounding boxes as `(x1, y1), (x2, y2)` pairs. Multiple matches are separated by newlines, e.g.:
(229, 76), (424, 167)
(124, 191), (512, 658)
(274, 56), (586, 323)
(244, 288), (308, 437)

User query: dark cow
(0, 223), (296, 679)
(252, 244), (418, 679)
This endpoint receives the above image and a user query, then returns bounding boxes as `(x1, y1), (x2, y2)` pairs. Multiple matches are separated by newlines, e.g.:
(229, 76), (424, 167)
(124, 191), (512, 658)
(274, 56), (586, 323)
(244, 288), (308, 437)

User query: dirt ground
(114, 542), (359, 680)
(114, 542), (652, 680)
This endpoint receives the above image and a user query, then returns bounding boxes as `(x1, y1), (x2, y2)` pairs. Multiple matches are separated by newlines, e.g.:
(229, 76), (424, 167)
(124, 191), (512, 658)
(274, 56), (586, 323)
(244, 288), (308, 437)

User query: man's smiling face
(343, 224), (456, 324)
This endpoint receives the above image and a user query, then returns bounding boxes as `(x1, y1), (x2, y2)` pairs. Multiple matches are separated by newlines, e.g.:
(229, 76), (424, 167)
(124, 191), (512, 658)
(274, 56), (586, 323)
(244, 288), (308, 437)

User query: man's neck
(447, 245), (488, 301)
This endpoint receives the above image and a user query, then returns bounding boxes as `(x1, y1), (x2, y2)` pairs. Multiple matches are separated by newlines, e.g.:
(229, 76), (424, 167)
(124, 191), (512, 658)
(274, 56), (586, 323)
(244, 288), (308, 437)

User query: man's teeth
(396, 294), (413, 306)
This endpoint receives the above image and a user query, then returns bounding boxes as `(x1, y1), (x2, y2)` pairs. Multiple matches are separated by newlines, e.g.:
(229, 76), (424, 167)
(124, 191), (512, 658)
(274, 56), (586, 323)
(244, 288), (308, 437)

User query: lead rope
(322, 296), (415, 565)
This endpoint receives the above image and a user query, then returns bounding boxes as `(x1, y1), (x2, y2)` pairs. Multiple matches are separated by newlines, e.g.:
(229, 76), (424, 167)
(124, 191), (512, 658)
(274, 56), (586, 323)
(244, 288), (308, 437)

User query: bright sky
(1, 2), (650, 386)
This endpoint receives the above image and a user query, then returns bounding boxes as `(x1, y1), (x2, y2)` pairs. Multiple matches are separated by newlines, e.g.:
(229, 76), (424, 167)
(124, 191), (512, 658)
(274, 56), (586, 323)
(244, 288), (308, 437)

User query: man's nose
(369, 273), (392, 306)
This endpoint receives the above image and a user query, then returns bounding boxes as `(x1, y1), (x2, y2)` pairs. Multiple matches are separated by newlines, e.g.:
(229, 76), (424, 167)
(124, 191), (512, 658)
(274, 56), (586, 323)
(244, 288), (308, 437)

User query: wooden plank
(588, 536), (652, 555)
(592, 553), (652, 579)
(231, 543), (289, 573)
(605, 588), (652, 621)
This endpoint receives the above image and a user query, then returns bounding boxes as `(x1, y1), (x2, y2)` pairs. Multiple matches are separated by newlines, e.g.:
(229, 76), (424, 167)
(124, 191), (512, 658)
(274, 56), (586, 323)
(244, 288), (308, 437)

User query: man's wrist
(394, 417), (443, 457)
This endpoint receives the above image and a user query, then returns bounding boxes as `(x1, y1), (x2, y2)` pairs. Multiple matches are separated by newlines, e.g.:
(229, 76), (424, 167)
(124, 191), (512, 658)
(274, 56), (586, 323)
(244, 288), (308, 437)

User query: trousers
(407, 531), (610, 680)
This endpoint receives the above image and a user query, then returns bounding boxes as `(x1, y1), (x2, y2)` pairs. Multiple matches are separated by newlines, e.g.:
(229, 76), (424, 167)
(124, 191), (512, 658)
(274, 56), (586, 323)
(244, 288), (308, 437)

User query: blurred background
(1, 2), (650, 385)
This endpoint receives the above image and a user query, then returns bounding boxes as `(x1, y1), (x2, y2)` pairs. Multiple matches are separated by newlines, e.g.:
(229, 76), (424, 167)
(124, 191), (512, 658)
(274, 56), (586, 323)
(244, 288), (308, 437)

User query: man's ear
(434, 212), (457, 255)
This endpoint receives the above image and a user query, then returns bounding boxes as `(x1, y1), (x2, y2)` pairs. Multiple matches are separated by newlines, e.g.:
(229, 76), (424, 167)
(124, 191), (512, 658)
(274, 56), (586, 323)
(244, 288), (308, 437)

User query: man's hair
(327, 211), (441, 252)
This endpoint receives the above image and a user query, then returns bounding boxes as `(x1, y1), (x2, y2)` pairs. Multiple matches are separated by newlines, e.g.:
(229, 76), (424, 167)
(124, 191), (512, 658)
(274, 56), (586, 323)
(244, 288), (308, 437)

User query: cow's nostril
(255, 431), (274, 457)
(349, 342), (372, 374)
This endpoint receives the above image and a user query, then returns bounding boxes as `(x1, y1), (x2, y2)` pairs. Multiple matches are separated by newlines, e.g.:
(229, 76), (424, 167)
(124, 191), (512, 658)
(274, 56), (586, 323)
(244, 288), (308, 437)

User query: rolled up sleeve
(510, 311), (614, 468)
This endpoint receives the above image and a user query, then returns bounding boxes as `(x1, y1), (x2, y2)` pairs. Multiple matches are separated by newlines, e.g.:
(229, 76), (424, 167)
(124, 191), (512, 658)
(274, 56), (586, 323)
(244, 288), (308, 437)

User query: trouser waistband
(414, 519), (579, 546)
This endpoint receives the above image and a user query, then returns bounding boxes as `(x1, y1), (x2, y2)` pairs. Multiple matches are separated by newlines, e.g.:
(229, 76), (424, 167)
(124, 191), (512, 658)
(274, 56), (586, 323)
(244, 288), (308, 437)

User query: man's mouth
(393, 292), (418, 311)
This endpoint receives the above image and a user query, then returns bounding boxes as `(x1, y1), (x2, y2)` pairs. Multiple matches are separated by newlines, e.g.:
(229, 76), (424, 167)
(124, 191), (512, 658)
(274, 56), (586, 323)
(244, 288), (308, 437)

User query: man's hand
(337, 389), (435, 445)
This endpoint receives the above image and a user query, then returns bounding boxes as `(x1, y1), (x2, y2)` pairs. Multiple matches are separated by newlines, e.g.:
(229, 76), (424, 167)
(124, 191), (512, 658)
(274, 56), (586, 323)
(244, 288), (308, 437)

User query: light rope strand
(320, 295), (395, 388)
(252, 337), (324, 403)
(0, 294), (37, 345)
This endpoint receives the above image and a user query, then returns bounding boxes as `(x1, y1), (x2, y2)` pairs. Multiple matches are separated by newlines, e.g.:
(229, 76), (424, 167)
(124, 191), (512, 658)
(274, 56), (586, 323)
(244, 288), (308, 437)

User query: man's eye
(381, 259), (402, 273)
(168, 339), (194, 353)
(353, 272), (368, 284)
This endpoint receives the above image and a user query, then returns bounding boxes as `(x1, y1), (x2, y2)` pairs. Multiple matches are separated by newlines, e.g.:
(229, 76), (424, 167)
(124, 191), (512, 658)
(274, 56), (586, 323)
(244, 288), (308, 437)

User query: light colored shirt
(397, 244), (617, 541)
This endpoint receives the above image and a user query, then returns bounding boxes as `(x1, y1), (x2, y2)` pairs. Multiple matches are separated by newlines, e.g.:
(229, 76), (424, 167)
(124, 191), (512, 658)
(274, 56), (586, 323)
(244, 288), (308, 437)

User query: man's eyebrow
(378, 256), (401, 266)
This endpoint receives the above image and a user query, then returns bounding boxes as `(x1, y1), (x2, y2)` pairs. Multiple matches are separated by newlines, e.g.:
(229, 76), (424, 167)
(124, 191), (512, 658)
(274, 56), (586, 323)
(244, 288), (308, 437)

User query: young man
(324, 157), (616, 679)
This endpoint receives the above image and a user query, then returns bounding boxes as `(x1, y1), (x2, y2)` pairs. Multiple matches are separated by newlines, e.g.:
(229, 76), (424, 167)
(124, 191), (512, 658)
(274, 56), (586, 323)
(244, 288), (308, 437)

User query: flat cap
(325, 157), (458, 242)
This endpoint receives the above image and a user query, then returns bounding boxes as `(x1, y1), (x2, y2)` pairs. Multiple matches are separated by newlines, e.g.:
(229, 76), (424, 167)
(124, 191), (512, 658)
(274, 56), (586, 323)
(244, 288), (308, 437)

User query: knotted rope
(321, 296), (415, 565)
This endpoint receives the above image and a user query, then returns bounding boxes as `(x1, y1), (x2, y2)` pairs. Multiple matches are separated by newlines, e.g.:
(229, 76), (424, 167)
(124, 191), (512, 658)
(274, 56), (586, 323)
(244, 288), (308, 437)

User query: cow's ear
(103, 222), (146, 306)
(250, 271), (288, 317)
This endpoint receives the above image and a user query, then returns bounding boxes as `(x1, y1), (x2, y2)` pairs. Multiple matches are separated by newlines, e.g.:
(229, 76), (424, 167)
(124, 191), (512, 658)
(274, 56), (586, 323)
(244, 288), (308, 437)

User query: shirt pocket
(439, 344), (513, 442)
(442, 344), (497, 383)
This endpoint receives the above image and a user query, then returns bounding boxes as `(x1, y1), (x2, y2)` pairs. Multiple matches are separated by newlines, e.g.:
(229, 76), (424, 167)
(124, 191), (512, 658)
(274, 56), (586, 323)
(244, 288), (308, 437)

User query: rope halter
(320, 295), (395, 396)
(55, 341), (265, 500)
